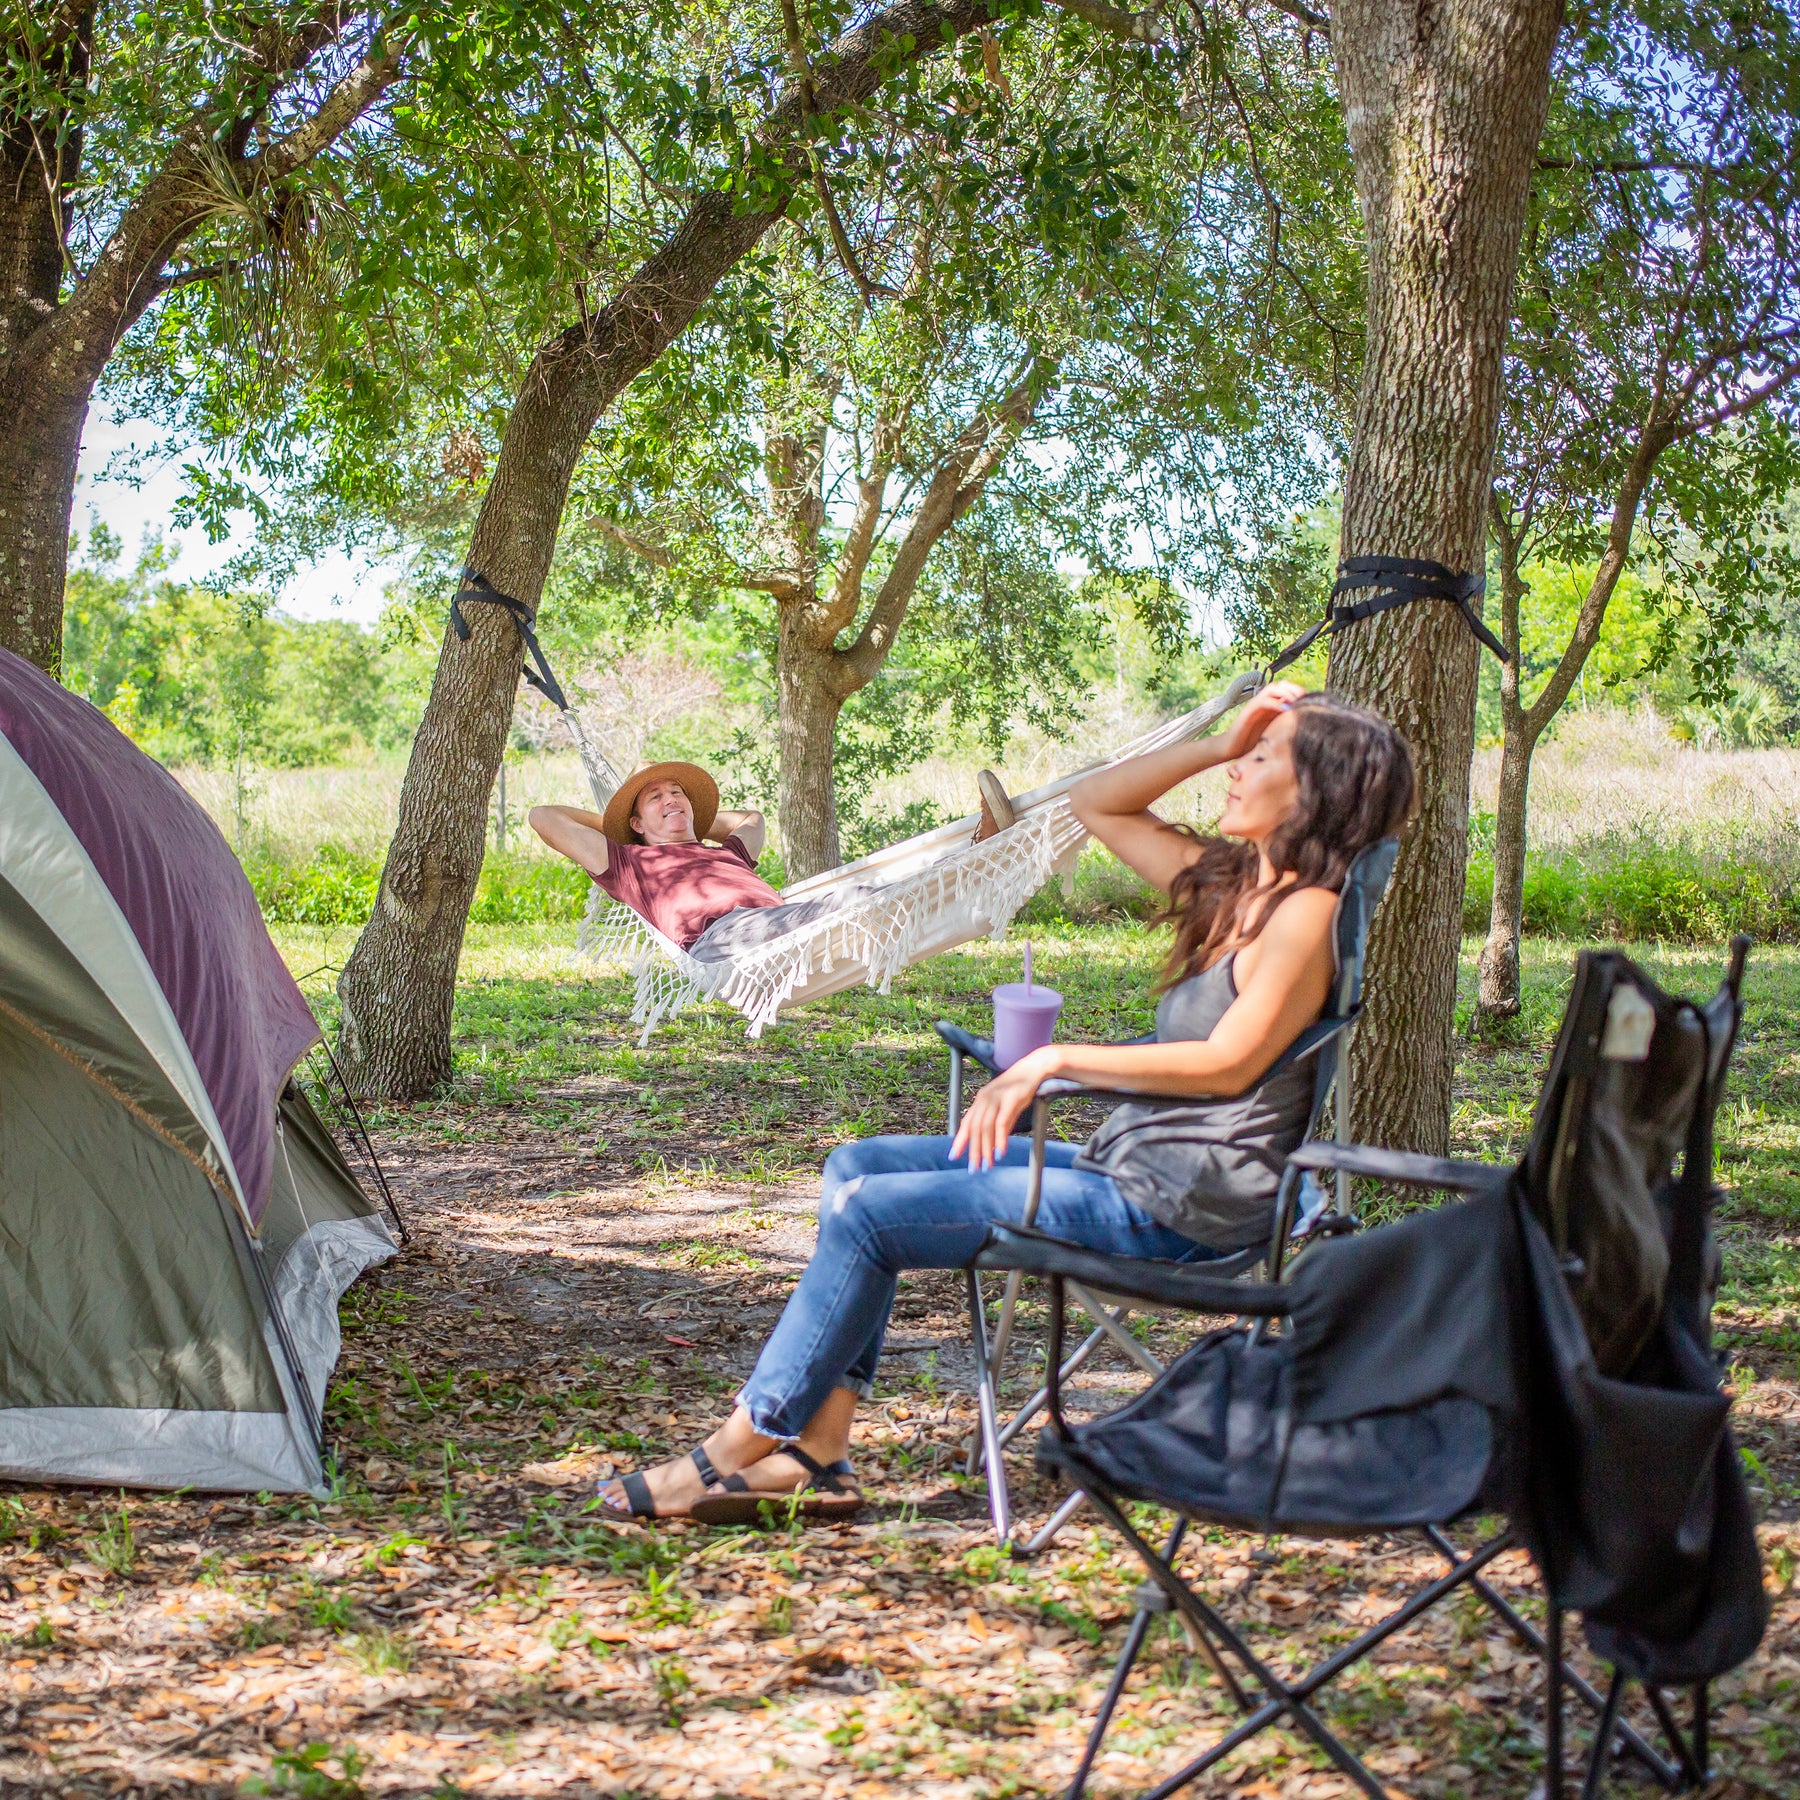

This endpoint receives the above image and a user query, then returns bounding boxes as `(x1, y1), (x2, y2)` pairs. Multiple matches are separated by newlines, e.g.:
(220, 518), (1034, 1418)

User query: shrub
(469, 855), (590, 924)
(245, 843), (381, 926)
(249, 846), (590, 927)
(249, 829), (1800, 945)
(1464, 834), (1800, 944)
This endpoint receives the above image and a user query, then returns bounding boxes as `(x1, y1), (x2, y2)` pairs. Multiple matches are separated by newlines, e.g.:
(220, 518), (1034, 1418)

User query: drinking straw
(1024, 942), (1033, 990)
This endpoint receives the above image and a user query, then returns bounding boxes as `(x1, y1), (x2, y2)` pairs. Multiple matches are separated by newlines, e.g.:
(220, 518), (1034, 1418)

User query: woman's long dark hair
(1160, 694), (1415, 987)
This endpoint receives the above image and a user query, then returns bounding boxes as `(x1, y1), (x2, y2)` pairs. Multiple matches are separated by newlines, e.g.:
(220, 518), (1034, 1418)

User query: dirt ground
(0, 1129), (1793, 1798)
(2, 931), (1797, 1798)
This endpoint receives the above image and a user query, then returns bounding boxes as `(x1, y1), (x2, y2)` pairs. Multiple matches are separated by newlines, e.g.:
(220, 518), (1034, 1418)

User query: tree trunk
(1, 8), (90, 673)
(0, 11), (396, 668)
(778, 621), (849, 880)
(335, 0), (1002, 1096)
(0, 320), (86, 682)
(1326, 0), (1563, 1152)
(1476, 502), (1531, 1018)
(1477, 717), (1535, 1015)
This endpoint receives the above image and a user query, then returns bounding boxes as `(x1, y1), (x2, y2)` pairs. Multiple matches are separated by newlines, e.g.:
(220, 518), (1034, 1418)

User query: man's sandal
(688, 1445), (864, 1526)
(599, 1445), (726, 1520)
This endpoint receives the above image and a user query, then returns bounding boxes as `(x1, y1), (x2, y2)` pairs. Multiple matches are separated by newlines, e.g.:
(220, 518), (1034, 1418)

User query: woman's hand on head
(1219, 681), (1306, 763)
(949, 1046), (1060, 1171)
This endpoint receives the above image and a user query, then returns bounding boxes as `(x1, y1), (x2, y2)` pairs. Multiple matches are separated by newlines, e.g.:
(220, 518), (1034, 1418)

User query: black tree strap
(1266, 555), (1510, 680)
(449, 570), (572, 712)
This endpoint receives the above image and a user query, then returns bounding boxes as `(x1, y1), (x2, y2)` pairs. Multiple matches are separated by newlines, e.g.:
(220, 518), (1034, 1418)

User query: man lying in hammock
(592, 682), (1417, 1521)
(530, 761), (1020, 964)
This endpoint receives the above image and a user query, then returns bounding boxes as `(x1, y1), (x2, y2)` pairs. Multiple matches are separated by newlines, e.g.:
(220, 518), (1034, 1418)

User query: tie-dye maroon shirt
(594, 835), (779, 947)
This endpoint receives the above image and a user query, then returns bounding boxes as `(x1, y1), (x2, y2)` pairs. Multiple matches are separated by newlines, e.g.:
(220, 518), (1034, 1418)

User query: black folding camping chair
(938, 838), (1397, 1552)
(971, 939), (1766, 1799)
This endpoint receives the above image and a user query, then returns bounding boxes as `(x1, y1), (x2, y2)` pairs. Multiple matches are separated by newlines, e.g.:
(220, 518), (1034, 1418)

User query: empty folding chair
(939, 837), (1396, 1551)
(971, 939), (1765, 1798)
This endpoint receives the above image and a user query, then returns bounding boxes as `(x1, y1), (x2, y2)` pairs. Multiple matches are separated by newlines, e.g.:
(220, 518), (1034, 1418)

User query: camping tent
(0, 647), (395, 1495)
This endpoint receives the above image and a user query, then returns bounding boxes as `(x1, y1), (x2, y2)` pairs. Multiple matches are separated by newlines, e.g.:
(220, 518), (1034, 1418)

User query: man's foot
(688, 1445), (864, 1525)
(973, 770), (1016, 843)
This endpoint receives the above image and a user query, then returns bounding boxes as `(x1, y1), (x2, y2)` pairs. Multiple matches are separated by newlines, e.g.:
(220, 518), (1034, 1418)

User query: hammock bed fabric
(576, 670), (1263, 1042)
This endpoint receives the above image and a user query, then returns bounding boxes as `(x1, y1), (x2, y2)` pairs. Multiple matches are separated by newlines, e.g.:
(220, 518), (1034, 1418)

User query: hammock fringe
(576, 670), (1262, 1043)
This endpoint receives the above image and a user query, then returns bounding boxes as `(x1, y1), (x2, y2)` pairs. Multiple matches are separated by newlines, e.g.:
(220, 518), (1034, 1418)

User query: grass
(195, 699), (1800, 938)
(274, 919), (1800, 1330)
(5, 911), (1793, 1795)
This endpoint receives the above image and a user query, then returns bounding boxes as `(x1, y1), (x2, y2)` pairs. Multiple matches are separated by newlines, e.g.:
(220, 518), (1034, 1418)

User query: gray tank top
(1072, 953), (1319, 1251)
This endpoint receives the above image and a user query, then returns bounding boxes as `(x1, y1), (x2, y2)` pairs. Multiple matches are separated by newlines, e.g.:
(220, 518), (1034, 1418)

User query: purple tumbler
(992, 942), (1063, 1069)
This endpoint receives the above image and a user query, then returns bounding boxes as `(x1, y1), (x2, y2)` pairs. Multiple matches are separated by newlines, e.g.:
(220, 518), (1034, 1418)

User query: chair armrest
(1287, 1141), (1512, 1195)
(936, 1021), (999, 1074)
(971, 1225), (1290, 1318)
(937, 1025), (1156, 1085)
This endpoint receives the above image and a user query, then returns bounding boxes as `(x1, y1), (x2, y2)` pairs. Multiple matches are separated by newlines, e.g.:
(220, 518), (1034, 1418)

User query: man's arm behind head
(529, 805), (612, 879)
(710, 808), (766, 861)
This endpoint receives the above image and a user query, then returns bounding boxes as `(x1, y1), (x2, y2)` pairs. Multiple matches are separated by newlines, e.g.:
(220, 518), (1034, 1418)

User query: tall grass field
(181, 703), (1800, 944)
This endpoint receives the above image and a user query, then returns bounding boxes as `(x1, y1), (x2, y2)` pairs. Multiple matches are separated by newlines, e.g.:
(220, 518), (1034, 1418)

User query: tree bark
(1475, 499), (1530, 1016)
(1475, 427), (1666, 1018)
(1325, 0), (1563, 1151)
(1478, 718), (1534, 1012)
(0, 8), (398, 669)
(777, 621), (850, 877)
(1, 5), (94, 671)
(335, 0), (1003, 1095)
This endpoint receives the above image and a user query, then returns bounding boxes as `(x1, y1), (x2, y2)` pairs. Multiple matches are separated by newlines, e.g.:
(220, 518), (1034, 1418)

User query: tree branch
(35, 7), (401, 382)
(817, 404), (903, 638)
(1043, 0), (1166, 42)
(1535, 156), (1748, 175)
(1258, 0), (1330, 29)
(837, 365), (1048, 689)
(584, 515), (674, 568)
(1521, 418), (1670, 740)
(247, 38), (401, 183)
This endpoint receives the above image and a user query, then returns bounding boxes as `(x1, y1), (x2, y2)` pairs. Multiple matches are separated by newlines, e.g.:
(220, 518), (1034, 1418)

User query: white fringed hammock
(571, 670), (1263, 1043)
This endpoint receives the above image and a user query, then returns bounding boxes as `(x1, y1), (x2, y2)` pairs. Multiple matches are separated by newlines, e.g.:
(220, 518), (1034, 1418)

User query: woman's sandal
(688, 1445), (863, 1526)
(599, 1445), (727, 1520)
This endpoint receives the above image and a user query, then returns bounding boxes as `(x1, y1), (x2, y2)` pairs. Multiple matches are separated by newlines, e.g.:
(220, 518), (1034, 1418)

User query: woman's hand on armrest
(711, 807), (766, 860)
(529, 805), (611, 879)
(947, 890), (1332, 1168)
(950, 1045), (1063, 1171)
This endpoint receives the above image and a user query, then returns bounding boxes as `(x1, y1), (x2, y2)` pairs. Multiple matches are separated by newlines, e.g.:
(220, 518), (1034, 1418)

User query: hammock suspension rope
(450, 557), (1503, 1039)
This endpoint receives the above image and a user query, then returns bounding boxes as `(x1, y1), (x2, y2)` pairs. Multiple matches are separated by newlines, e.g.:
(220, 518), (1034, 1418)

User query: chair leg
(1422, 1527), (1680, 1791)
(965, 1269), (1013, 1547)
(1066, 1522), (1190, 1800)
(1579, 1669), (1626, 1800)
(1023, 1486), (1088, 1556)
(1546, 1607), (1566, 1800)
(1081, 1487), (1513, 1800)
(993, 1323), (1112, 1459)
(1644, 1687), (1708, 1790)
(1067, 1282), (1163, 1376)
(985, 1270), (1029, 1400)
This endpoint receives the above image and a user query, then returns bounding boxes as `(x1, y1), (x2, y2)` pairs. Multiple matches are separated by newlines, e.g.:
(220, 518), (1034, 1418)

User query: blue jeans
(736, 1134), (1219, 1439)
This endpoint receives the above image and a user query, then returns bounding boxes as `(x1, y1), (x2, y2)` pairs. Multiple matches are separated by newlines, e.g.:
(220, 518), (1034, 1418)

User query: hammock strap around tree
(451, 571), (621, 809)
(1265, 555), (1511, 680)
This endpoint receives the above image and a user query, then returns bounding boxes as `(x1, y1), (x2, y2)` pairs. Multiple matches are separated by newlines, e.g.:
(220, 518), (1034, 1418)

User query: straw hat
(602, 761), (721, 845)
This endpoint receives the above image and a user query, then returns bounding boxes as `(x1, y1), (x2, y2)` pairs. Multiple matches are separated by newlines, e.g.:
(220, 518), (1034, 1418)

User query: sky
(74, 411), (398, 625)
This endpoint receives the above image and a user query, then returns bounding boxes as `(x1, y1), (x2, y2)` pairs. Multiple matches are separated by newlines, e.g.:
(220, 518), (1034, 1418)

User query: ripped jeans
(735, 1134), (1217, 1440)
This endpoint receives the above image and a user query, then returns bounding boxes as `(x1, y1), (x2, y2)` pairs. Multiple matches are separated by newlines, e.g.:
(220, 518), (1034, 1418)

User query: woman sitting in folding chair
(598, 684), (1415, 1522)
